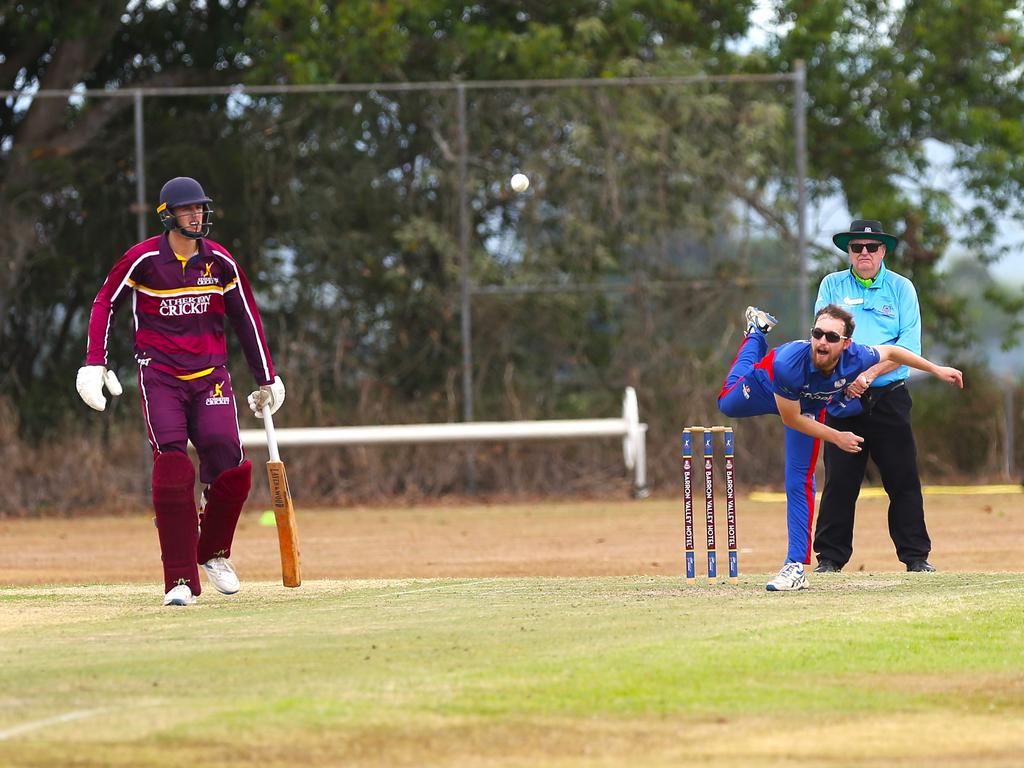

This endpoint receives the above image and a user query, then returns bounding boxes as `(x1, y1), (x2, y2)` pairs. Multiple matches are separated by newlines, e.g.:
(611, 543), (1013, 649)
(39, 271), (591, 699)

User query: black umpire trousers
(813, 385), (931, 567)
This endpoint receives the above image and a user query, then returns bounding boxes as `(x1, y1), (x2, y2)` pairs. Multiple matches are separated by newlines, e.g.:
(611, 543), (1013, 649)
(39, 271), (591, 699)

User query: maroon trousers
(140, 365), (251, 593)
(139, 365), (244, 482)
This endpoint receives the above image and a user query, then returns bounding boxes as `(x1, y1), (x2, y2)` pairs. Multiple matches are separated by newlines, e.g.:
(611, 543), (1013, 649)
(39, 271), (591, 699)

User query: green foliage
(244, 1), (758, 83)
(3, 1), (1022, 494)
(3, 1), (772, 442)
(0, 2), (256, 431)
(766, 0), (1024, 285)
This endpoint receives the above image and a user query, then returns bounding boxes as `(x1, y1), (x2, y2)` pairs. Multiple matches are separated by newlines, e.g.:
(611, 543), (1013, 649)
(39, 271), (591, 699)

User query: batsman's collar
(832, 219), (899, 253)
(159, 231), (209, 262)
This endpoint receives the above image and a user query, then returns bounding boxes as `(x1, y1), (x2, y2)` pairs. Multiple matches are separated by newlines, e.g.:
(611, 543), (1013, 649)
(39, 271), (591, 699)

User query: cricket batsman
(717, 304), (963, 592)
(77, 176), (285, 606)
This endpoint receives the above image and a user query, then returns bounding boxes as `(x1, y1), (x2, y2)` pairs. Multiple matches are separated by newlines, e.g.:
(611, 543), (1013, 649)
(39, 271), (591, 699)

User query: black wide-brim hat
(833, 219), (899, 252)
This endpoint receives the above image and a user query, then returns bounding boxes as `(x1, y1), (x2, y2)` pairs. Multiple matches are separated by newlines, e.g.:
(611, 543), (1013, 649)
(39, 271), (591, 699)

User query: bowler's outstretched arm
(874, 346), (964, 388)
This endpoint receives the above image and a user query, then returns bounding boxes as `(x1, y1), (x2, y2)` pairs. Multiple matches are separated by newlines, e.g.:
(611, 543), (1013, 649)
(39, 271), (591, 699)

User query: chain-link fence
(35, 72), (1013, 513)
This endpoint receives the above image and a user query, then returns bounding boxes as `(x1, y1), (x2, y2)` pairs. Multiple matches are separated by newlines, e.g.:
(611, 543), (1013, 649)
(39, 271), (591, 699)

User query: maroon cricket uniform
(77, 175), (282, 602)
(85, 233), (275, 482)
(85, 232), (276, 594)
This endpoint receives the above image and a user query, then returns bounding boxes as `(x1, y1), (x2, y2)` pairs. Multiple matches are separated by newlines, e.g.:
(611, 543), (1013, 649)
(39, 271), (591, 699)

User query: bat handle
(262, 404), (281, 462)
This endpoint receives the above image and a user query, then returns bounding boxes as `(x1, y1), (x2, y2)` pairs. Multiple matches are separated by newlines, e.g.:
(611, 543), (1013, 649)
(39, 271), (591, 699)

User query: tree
(9, 1), (1020, 501)
(0, 1), (254, 418)
(762, 0), (1024, 347)
(1, 1), (761, 433)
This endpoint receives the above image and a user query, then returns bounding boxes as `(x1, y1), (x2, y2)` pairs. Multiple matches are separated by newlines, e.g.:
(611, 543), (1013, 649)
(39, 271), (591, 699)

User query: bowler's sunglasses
(849, 242), (883, 254)
(810, 327), (848, 343)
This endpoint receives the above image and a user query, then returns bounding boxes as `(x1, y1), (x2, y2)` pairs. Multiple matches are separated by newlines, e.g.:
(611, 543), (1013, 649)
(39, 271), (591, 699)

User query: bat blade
(266, 460), (301, 587)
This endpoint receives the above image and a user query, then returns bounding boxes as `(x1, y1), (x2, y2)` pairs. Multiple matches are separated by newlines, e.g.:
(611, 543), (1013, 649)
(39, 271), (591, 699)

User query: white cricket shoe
(201, 557), (240, 595)
(744, 306), (778, 335)
(163, 583), (197, 606)
(766, 562), (808, 592)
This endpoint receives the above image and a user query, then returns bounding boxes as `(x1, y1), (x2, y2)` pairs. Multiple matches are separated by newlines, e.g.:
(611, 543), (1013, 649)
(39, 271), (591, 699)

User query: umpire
(812, 220), (935, 573)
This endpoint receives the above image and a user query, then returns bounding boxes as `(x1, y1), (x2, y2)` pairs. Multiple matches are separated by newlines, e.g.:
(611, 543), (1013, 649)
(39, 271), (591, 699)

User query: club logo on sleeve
(206, 381), (231, 406)
(197, 262), (220, 286)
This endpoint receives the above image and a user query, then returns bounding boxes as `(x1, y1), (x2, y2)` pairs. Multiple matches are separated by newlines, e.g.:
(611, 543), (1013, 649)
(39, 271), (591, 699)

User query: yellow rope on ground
(748, 484), (1023, 502)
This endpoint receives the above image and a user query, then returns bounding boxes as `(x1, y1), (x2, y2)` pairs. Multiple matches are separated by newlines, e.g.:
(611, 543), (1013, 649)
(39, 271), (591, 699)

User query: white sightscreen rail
(239, 387), (649, 496)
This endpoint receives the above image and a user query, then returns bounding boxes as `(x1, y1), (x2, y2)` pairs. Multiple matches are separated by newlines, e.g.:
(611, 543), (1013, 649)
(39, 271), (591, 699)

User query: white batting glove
(248, 375), (285, 418)
(76, 366), (123, 412)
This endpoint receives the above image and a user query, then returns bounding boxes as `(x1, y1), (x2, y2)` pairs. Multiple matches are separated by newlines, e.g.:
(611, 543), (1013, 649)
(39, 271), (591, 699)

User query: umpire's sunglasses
(810, 327), (848, 343)
(849, 242), (883, 254)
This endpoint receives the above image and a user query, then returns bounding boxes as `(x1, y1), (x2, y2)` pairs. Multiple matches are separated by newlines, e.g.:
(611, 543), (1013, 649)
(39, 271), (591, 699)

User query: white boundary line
(0, 708), (104, 741)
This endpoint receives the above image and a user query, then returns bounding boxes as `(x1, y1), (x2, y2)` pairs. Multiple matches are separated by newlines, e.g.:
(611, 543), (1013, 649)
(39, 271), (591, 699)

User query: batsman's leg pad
(197, 460), (252, 563)
(152, 450), (201, 595)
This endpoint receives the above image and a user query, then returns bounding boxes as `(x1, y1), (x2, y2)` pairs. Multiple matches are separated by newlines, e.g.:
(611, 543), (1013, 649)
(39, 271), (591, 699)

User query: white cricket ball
(510, 173), (530, 193)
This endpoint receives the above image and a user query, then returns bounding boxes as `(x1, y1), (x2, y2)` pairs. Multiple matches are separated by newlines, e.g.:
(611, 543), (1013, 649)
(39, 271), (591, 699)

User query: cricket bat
(262, 404), (301, 587)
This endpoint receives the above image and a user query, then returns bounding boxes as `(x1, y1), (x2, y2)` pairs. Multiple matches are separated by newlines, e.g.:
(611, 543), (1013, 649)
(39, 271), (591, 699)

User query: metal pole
(456, 83), (477, 491)
(133, 89), (150, 503)
(133, 90), (147, 242)
(794, 60), (809, 323)
(1005, 382), (1014, 481)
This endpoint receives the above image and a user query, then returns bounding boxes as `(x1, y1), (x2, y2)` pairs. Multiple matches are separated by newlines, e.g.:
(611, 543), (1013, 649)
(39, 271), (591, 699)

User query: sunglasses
(849, 242), (883, 254)
(810, 327), (848, 343)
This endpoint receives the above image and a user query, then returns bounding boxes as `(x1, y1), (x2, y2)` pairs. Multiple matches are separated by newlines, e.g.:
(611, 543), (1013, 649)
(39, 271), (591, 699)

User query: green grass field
(3, 574), (1024, 767)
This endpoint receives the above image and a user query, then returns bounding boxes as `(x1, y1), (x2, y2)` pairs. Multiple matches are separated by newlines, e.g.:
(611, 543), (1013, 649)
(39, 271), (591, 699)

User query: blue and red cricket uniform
(85, 233), (275, 483)
(717, 332), (880, 564)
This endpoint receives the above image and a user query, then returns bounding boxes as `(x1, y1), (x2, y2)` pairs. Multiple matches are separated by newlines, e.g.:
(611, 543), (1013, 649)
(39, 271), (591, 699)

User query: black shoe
(813, 558), (843, 573)
(906, 559), (936, 572)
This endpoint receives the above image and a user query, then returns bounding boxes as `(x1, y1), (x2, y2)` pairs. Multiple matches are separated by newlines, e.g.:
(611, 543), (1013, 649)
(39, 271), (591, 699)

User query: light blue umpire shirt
(814, 261), (922, 388)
